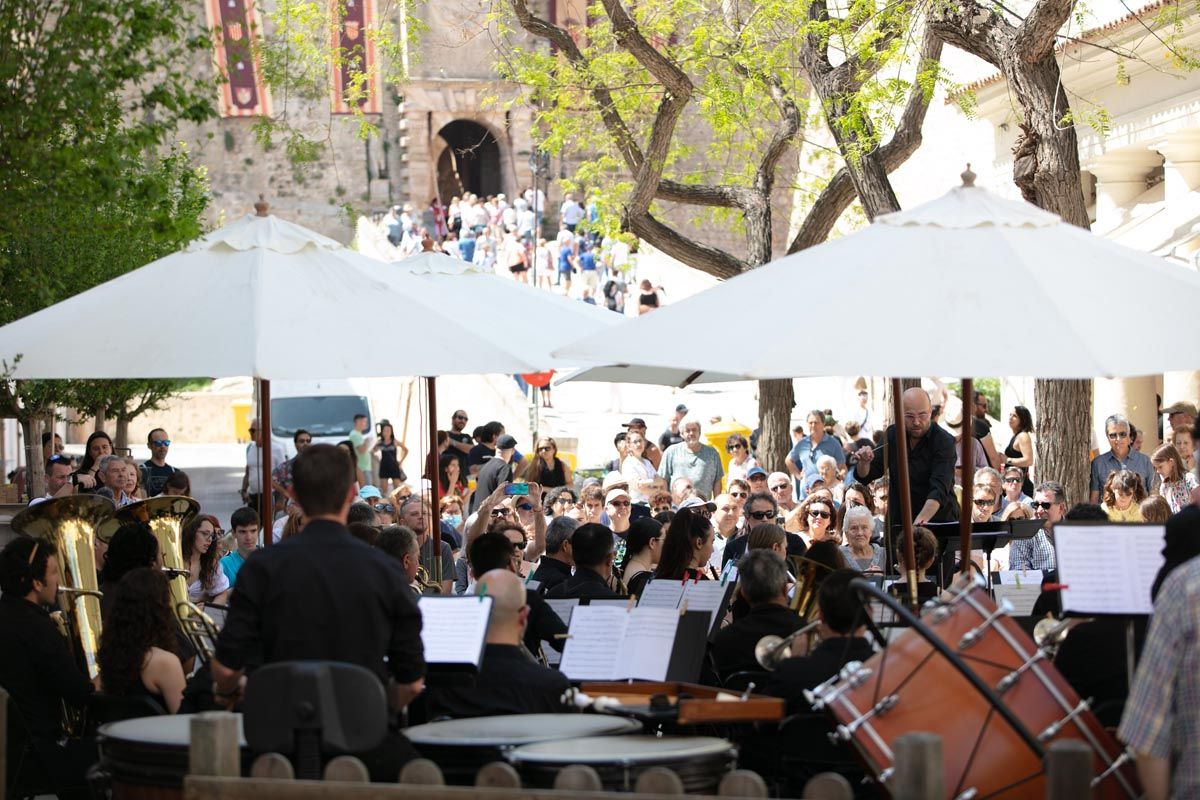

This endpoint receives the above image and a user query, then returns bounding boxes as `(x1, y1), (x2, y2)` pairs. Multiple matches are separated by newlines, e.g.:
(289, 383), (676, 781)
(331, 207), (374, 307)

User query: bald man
(851, 387), (959, 527)
(424, 569), (570, 719)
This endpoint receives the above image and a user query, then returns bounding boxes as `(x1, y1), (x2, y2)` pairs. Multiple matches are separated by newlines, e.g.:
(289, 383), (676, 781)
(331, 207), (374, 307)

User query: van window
(271, 396), (370, 438)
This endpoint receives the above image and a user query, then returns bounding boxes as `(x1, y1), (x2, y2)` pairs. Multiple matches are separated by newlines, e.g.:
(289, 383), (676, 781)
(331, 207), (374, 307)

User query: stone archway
(435, 119), (502, 200)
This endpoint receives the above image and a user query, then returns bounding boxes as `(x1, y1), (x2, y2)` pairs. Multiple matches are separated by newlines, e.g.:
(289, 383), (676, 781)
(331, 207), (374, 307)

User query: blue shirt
(458, 237), (476, 262)
(220, 550), (252, 587)
(787, 435), (846, 479)
(579, 252), (597, 272)
(1089, 449), (1155, 496)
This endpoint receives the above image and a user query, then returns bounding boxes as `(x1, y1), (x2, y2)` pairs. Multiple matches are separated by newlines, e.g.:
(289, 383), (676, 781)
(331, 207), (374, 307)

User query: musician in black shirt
(711, 550), (805, 680)
(528, 516), (576, 593)
(545, 523), (625, 600)
(0, 537), (96, 800)
(425, 569), (569, 718)
(467, 531), (567, 655)
(212, 444), (425, 780)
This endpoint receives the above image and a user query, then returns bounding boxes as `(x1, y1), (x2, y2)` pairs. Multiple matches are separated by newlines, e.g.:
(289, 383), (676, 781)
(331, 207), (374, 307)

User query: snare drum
(507, 735), (736, 793)
(405, 714), (641, 785)
(809, 580), (1140, 799)
(97, 714), (249, 800)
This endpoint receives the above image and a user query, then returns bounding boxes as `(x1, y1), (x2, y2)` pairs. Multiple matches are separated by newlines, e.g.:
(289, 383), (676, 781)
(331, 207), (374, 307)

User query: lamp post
(528, 149), (551, 285)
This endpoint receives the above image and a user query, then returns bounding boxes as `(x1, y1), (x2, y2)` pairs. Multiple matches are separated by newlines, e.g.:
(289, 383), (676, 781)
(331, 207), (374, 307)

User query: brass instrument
(177, 600), (222, 662)
(415, 564), (443, 595)
(1033, 615), (1090, 658)
(787, 554), (825, 619)
(12, 495), (116, 733)
(755, 619), (824, 670)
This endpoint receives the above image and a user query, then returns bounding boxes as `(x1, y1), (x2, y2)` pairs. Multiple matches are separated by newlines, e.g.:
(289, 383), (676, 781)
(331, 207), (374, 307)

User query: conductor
(212, 444), (426, 776)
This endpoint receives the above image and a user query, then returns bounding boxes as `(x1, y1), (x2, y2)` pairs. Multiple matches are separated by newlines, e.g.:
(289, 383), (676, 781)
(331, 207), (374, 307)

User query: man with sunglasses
(446, 410), (473, 476)
(140, 428), (178, 497)
(767, 471), (797, 513)
(471, 434), (518, 514)
(1010, 481), (1066, 571)
(1089, 414), (1154, 505)
(722, 492), (806, 568)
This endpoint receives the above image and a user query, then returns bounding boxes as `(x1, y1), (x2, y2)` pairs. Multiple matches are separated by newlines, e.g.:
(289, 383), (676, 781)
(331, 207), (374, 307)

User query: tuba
(115, 497), (217, 660)
(12, 495), (115, 732)
(414, 564), (443, 595)
(753, 554), (831, 667)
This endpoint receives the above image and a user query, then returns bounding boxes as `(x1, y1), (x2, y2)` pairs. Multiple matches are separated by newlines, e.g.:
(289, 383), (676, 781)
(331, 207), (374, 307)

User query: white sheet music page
(618, 607), (680, 681)
(541, 598), (580, 666)
(559, 605), (629, 680)
(638, 579), (686, 609)
(1056, 525), (1165, 615)
(680, 581), (730, 631)
(992, 570), (1043, 616)
(418, 596), (492, 668)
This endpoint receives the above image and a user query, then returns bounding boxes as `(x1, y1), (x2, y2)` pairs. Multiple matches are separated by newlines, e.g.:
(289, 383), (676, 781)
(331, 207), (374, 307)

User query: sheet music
(418, 596), (492, 668)
(586, 599), (632, 607)
(559, 605), (629, 680)
(1056, 525), (1164, 615)
(545, 597), (580, 624)
(638, 580), (686, 609)
(680, 581), (731, 631)
(618, 607), (680, 681)
(992, 571), (1043, 616)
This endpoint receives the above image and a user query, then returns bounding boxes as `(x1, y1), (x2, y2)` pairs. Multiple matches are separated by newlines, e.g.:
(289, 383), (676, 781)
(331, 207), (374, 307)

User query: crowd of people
(376, 192), (665, 312)
(3, 389), (1200, 798)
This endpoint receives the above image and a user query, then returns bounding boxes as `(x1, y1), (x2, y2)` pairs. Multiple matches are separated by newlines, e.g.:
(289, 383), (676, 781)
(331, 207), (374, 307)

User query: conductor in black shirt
(212, 444), (426, 779)
(545, 523), (625, 600)
(0, 537), (96, 800)
(426, 569), (570, 718)
(711, 550), (805, 680)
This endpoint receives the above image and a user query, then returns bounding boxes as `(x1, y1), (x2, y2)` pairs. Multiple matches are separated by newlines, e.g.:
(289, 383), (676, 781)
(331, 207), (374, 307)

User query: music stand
(926, 519), (1045, 589)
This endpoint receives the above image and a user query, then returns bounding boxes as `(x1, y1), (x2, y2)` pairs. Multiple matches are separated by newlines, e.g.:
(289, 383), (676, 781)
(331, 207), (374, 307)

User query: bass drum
(808, 579), (1141, 799)
(97, 714), (249, 800)
(405, 713), (641, 785)
(507, 735), (736, 793)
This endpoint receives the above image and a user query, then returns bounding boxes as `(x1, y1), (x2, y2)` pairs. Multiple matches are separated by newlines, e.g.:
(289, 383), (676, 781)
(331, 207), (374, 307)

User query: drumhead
(98, 713), (248, 747)
(509, 735), (733, 765)
(406, 714), (640, 746)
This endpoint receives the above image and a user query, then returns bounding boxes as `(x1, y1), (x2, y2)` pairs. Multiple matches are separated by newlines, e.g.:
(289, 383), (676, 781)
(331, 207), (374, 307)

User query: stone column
(1087, 149), (1162, 232)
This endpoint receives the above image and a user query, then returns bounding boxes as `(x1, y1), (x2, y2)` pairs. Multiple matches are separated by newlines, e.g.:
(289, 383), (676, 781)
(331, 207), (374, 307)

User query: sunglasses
(48, 454), (72, 465)
(809, 510), (831, 520)
(609, 500), (631, 508)
(248, 428), (259, 434)
(1003, 476), (1021, 483)
(517, 502), (535, 511)
(490, 507), (510, 517)
(537, 446), (554, 453)
(770, 484), (790, 492)
(973, 498), (994, 507)
(453, 415), (468, 421)
(554, 496), (576, 505)
(695, 509), (713, 518)
(730, 491), (747, 498)
(1030, 501), (1055, 510)
(151, 439), (171, 447)
(376, 503), (395, 513)
(728, 443), (744, 451)
(747, 509), (775, 520)
(1107, 431), (1129, 439)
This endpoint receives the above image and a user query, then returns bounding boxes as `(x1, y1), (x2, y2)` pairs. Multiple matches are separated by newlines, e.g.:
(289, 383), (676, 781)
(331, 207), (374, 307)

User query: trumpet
(755, 619), (823, 670)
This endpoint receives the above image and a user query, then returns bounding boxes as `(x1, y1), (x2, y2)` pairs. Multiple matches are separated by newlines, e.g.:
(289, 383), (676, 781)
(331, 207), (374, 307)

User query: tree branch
(624, 209), (748, 279)
(657, 180), (750, 207)
(927, 0), (1011, 67)
(1013, 0), (1074, 62)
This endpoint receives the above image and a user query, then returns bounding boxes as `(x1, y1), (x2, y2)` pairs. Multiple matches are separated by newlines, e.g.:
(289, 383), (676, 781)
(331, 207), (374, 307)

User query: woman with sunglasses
(654, 508), (715, 581)
(723, 433), (758, 489)
(799, 496), (837, 547)
(545, 486), (579, 519)
(182, 514), (230, 605)
(520, 437), (572, 497)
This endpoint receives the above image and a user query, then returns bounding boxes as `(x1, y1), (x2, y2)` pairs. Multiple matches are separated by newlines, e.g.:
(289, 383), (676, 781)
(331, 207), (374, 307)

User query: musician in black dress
(98, 568), (186, 713)
(212, 444), (425, 781)
(546, 523), (626, 599)
(654, 508), (715, 582)
(711, 550), (805, 680)
(424, 569), (569, 718)
(0, 537), (95, 800)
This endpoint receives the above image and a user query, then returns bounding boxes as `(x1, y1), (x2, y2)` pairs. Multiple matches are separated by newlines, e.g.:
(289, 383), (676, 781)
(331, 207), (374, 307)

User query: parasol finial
(961, 164), (977, 187)
(254, 194), (270, 217)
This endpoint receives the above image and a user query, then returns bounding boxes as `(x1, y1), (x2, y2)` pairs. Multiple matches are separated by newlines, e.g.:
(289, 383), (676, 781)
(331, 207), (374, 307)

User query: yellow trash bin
(231, 399), (253, 443)
(705, 418), (753, 481)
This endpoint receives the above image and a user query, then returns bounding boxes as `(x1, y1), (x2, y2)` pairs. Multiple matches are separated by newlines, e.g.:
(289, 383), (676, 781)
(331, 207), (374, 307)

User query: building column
(1087, 150), (1162, 232)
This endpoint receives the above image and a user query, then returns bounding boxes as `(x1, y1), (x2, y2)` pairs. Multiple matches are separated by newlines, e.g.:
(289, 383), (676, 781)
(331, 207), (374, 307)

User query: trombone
(752, 554), (834, 668)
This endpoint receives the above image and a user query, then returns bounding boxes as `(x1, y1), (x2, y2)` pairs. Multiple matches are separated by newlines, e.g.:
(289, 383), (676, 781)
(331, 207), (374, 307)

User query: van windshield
(271, 396), (370, 438)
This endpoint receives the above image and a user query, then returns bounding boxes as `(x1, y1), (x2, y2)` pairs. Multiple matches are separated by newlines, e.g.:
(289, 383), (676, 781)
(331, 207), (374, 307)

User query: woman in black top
(98, 568), (186, 713)
(654, 508), (715, 581)
(619, 518), (664, 598)
(74, 430), (115, 492)
(520, 437), (573, 495)
(373, 420), (408, 495)
(1003, 405), (1035, 497)
(637, 279), (660, 315)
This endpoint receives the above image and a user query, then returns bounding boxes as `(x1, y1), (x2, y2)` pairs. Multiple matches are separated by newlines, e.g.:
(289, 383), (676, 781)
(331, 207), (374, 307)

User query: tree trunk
(94, 407), (107, 434)
(115, 417), (130, 451)
(23, 417), (46, 501)
(1034, 378), (1091, 505)
(757, 379), (795, 473)
(884, 378), (922, 426)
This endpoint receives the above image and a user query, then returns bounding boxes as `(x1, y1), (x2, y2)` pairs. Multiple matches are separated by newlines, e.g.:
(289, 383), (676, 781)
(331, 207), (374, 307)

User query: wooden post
(634, 767), (684, 795)
(959, 377), (974, 573)
(802, 773), (854, 800)
(718, 769), (768, 798)
(893, 732), (943, 800)
(891, 378), (918, 606)
(259, 378), (274, 540)
(399, 758), (445, 785)
(189, 711), (240, 778)
(249, 753), (294, 780)
(554, 764), (604, 791)
(475, 761), (521, 788)
(323, 756), (370, 783)
(1045, 740), (1092, 799)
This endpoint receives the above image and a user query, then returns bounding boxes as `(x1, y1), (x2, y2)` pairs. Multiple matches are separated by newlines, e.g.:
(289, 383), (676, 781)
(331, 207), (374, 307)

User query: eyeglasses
(770, 484), (790, 492)
(206, 529), (225, 541)
(609, 500), (631, 508)
(537, 446), (554, 453)
(730, 491), (747, 498)
(1107, 431), (1129, 439)
(554, 496), (575, 504)
(376, 503), (395, 513)
(490, 507), (510, 517)
(151, 439), (171, 447)
(808, 510), (831, 520)
(728, 443), (744, 451)
(517, 502), (535, 511)
(973, 498), (995, 507)
(747, 509), (775, 520)
(1030, 501), (1055, 510)
(1003, 476), (1021, 483)
(453, 415), (468, 421)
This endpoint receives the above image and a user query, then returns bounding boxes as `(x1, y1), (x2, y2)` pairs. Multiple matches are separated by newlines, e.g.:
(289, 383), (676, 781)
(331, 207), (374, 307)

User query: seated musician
(0, 538), (96, 800)
(425, 569), (570, 719)
(375, 525), (423, 601)
(654, 507), (716, 582)
(98, 523), (161, 614)
(711, 550), (805, 680)
(766, 568), (874, 715)
(98, 568), (186, 713)
(887, 526), (939, 605)
(546, 523), (626, 599)
(528, 516), (577, 593)
(468, 532), (567, 656)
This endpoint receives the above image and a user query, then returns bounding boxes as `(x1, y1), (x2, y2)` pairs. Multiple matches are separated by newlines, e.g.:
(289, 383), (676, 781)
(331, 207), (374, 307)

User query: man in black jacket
(467, 531), (567, 656)
(711, 550), (805, 679)
(545, 523), (625, 600)
(528, 516), (576, 593)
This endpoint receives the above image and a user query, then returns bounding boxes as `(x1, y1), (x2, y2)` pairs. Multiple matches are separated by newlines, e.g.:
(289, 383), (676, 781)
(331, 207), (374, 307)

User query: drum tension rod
(1037, 699), (1090, 742)
(805, 661), (870, 711)
(995, 650), (1046, 694)
(1091, 749), (1132, 788)
(830, 694), (898, 743)
(958, 598), (1014, 650)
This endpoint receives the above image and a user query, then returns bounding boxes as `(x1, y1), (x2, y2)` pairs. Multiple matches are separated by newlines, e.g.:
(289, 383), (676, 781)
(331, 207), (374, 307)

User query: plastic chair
(87, 692), (167, 731)
(3, 687), (57, 800)
(242, 661), (388, 780)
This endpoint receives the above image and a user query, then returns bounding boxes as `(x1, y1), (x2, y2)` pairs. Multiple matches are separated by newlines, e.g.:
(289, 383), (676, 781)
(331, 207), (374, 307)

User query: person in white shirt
(241, 418), (286, 512)
(560, 193), (585, 231)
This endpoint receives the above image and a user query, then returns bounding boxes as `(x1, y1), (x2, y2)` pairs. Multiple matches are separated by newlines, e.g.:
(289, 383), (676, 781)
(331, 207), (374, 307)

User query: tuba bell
(754, 554), (834, 665)
(12, 494), (115, 733)
(414, 564), (443, 595)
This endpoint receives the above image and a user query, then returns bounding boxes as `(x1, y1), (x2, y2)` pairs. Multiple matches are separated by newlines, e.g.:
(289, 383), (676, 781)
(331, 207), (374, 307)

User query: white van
(269, 379), (373, 459)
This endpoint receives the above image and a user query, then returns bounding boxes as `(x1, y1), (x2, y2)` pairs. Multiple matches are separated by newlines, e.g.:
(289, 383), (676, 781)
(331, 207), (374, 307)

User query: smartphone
(504, 483), (530, 496)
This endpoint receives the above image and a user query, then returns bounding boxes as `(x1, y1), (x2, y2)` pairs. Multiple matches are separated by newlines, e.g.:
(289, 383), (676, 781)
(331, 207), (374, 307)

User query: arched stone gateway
(435, 119), (502, 200)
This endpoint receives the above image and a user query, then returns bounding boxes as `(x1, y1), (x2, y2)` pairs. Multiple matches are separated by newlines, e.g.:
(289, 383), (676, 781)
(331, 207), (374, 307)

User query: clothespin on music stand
(478, 585), (488, 603)
(679, 600), (689, 617)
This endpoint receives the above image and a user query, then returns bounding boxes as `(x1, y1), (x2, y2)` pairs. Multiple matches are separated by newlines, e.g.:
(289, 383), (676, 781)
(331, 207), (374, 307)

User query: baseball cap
(746, 466), (767, 479)
(496, 434), (518, 450)
(621, 417), (647, 429)
(602, 471), (628, 492)
(678, 496), (716, 512)
(605, 488), (631, 504)
(358, 486), (383, 500)
(803, 473), (826, 492)
(675, 404), (689, 414)
(1160, 401), (1198, 416)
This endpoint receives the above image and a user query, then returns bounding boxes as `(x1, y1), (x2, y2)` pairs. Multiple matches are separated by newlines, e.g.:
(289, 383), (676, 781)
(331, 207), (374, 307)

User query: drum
(808, 578), (1141, 799)
(97, 714), (249, 800)
(405, 714), (641, 785)
(507, 735), (736, 793)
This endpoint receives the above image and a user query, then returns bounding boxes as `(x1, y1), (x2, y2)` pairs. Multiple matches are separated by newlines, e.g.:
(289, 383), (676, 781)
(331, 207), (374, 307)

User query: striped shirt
(1118, 555), (1200, 797)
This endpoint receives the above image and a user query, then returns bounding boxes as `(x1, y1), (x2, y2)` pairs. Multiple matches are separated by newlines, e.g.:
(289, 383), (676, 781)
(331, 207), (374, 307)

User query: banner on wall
(331, 0), (382, 115)
(205, 0), (272, 117)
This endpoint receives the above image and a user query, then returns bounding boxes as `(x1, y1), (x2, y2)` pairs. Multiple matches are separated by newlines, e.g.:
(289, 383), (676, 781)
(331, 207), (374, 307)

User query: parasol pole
(960, 378), (974, 575)
(891, 378), (918, 609)
(426, 375), (442, 582)
(259, 377), (274, 544)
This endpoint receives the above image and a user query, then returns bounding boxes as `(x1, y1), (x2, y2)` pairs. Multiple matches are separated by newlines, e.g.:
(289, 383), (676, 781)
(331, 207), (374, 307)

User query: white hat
(605, 488), (631, 504)
(678, 496), (716, 512)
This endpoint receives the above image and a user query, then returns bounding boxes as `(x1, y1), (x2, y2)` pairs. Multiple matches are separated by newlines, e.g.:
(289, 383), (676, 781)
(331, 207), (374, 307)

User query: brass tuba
(414, 564), (443, 595)
(752, 554), (832, 667)
(12, 495), (115, 732)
